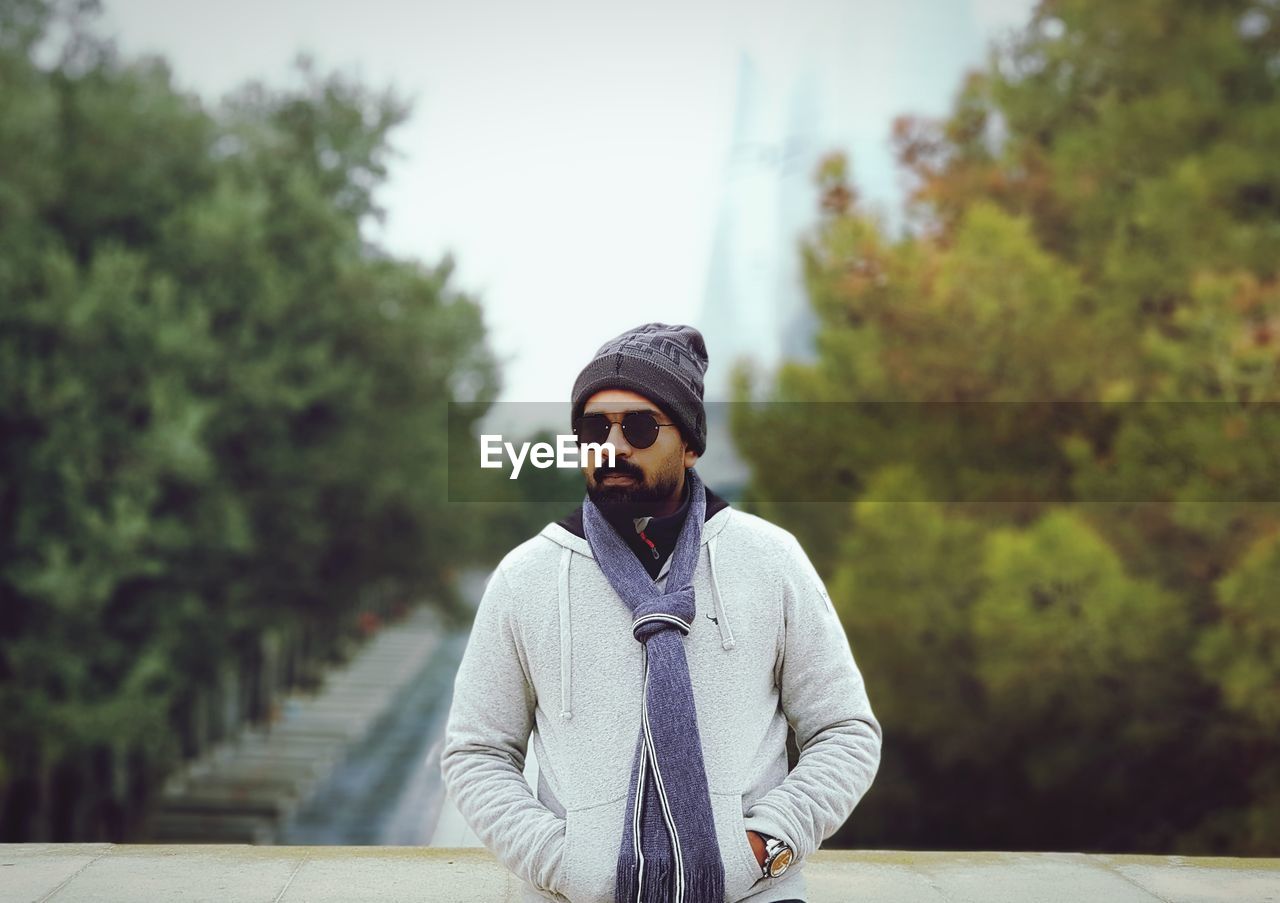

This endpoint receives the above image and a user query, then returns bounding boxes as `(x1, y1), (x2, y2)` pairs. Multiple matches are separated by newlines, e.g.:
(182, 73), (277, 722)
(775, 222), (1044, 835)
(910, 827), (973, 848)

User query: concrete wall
(2, 845), (1277, 902)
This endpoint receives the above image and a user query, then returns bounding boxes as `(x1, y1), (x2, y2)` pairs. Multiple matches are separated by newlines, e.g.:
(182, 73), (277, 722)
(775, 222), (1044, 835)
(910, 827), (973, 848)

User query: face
(580, 389), (699, 518)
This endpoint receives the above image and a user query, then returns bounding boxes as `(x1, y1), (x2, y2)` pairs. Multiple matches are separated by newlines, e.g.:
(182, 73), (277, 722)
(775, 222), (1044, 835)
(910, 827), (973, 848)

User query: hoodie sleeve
(440, 564), (566, 892)
(741, 533), (883, 860)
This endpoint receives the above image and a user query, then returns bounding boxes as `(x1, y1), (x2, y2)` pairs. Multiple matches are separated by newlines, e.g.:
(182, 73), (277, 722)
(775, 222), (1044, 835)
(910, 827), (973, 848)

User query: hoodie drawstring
(558, 546), (573, 720)
(707, 534), (736, 651)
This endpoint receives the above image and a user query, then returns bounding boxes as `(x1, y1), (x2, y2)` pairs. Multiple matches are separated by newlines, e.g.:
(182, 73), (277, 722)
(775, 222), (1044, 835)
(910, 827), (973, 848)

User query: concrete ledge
(1, 845), (1276, 902)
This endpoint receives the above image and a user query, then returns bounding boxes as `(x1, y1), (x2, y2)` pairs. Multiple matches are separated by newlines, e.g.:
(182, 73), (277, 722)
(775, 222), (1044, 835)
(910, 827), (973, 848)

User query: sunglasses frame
(572, 410), (678, 450)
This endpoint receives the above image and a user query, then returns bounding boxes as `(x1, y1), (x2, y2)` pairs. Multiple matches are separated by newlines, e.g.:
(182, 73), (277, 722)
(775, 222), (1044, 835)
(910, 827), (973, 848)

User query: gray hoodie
(440, 498), (881, 903)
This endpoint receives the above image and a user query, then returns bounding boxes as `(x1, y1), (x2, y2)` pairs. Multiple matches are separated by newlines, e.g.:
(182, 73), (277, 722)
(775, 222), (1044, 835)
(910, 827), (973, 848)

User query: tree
(734, 0), (1280, 853)
(0, 0), (499, 840)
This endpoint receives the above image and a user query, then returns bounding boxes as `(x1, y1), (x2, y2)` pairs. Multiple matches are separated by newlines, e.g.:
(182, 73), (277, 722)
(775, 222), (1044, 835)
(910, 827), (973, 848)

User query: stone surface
(1, 845), (1276, 903)
(1099, 854), (1280, 903)
(278, 848), (512, 903)
(0, 844), (112, 902)
(25, 845), (308, 903)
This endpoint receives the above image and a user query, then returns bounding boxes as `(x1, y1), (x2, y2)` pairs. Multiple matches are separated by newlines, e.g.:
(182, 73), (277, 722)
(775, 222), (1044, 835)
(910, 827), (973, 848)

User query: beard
(586, 455), (684, 519)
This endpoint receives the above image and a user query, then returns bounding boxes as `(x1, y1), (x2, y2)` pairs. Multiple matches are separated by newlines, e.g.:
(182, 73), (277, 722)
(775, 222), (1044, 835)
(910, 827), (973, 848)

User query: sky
(101, 0), (1037, 405)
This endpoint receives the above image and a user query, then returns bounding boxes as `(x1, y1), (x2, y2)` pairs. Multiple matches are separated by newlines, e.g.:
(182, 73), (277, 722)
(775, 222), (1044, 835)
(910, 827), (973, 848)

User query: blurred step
(140, 606), (443, 843)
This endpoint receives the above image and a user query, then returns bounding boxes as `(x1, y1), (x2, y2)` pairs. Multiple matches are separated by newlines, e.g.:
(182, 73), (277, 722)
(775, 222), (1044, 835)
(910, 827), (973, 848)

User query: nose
(603, 419), (633, 455)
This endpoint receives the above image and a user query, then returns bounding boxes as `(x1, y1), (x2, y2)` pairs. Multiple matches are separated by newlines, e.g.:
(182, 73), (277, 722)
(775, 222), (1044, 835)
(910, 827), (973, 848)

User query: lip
(600, 473), (637, 482)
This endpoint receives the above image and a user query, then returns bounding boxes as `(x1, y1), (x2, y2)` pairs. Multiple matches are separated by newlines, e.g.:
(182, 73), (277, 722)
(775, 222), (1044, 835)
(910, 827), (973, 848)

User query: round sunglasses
(572, 411), (678, 450)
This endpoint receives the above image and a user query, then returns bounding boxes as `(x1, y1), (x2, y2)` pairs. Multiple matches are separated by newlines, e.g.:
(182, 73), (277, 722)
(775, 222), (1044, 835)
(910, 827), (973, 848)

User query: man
(441, 323), (881, 903)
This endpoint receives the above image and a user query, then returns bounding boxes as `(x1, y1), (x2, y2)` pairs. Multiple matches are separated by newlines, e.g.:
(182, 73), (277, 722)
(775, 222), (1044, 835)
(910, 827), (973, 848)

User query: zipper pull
(639, 530), (660, 560)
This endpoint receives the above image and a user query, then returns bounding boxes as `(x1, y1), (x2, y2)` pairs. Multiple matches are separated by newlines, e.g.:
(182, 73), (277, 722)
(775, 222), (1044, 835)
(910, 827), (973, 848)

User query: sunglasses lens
(622, 412), (660, 449)
(574, 414), (611, 446)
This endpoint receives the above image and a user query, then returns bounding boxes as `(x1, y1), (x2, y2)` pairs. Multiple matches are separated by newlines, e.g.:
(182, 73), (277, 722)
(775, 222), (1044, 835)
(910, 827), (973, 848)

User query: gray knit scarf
(582, 468), (724, 903)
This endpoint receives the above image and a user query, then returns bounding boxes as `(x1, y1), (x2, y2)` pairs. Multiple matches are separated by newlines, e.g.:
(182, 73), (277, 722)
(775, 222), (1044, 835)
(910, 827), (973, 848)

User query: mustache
(595, 460), (644, 481)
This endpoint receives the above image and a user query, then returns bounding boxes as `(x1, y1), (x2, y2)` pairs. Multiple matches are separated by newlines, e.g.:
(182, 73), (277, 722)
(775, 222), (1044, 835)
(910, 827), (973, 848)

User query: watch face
(768, 848), (794, 877)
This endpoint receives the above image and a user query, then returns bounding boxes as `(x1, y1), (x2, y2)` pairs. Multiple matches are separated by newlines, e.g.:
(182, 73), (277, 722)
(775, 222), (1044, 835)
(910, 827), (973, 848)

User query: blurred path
(143, 606), (447, 843)
(149, 568), (544, 846)
(279, 625), (468, 844)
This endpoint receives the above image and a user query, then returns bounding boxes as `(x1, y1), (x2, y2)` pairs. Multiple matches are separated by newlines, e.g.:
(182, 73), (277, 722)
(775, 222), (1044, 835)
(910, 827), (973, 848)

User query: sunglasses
(572, 411), (678, 450)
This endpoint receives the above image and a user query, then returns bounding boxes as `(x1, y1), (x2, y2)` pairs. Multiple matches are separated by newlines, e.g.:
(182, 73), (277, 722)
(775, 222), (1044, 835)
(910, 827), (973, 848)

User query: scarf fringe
(687, 861), (726, 903)
(616, 856), (725, 903)
(615, 857), (639, 903)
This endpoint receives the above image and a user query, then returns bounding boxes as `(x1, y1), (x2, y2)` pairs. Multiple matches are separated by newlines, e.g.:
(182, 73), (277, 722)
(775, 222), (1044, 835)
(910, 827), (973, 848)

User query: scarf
(582, 468), (724, 903)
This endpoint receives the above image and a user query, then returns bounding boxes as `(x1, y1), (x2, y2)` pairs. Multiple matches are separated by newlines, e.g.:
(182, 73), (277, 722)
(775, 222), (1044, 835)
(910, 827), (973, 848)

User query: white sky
(102, 0), (1036, 403)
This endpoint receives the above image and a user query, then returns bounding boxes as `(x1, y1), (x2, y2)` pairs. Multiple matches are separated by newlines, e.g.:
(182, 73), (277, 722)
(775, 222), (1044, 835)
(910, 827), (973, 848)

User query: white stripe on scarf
(642, 652), (686, 903)
(632, 614), (692, 635)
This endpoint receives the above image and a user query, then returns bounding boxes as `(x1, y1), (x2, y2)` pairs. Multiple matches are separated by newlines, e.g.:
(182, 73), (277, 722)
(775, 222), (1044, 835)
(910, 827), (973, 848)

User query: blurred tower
(699, 54), (825, 403)
(695, 55), (827, 496)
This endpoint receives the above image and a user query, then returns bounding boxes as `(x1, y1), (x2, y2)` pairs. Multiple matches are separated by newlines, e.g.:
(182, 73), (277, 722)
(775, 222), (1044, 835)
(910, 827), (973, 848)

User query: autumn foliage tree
(734, 0), (1280, 853)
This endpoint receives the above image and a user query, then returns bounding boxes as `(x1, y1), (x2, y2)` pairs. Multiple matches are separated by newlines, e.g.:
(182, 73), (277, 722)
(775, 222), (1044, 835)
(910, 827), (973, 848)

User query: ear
(683, 446), (699, 469)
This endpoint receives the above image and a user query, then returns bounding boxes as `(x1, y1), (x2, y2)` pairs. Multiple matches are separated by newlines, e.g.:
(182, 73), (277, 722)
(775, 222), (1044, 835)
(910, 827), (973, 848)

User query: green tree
(1189, 528), (1280, 854)
(0, 0), (499, 840)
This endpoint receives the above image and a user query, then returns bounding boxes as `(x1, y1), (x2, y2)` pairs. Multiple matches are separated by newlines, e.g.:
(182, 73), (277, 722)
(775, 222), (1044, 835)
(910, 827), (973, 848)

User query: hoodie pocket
(550, 797), (625, 903)
(556, 793), (762, 903)
(712, 790), (764, 902)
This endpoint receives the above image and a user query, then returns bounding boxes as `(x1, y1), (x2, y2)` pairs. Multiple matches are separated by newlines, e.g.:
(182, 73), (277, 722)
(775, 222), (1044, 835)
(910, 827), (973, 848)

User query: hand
(747, 830), (765, 867)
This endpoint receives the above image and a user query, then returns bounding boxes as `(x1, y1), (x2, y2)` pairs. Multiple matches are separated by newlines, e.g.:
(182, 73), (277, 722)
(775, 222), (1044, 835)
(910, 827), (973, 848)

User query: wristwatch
(760, 834), (795, 878)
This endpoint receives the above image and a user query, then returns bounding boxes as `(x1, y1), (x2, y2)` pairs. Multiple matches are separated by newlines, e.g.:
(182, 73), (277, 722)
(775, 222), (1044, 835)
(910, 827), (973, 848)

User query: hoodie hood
(538, 486), (736, 721)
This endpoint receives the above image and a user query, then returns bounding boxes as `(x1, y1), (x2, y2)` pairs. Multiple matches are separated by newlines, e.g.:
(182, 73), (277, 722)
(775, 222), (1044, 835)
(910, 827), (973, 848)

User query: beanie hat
(570, 322), (709, 455)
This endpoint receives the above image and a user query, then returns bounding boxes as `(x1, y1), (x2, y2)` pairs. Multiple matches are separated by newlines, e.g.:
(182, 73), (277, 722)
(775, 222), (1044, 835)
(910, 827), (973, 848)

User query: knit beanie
(570, 323), (709, 455)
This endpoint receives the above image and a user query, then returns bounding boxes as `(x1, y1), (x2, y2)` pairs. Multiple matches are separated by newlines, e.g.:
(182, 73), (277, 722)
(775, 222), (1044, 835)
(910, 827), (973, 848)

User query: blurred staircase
(141, 606), (443, 844)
